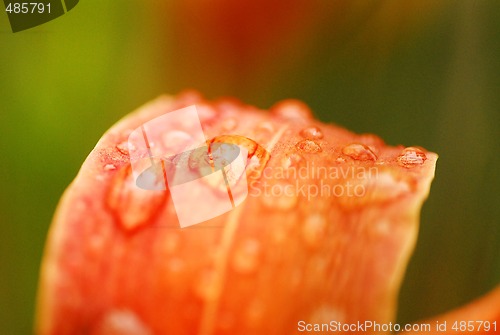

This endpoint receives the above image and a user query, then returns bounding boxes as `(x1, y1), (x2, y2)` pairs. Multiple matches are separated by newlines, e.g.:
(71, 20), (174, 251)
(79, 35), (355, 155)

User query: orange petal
(36, 92), (437, 334)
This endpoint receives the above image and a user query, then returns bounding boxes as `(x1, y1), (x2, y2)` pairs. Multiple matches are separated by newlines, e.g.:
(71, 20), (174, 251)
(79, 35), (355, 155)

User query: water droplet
(300, 126), (323, 139)
(116, 141), (130, 156)
(135, 162), (168, 191)
(231, 239), (261, 274)
(106, 166), (167, 231)
(302, 213), (327, 247)
(271, 100), (313, 120)
(309, 305), (346, 324)
(253, 121), (275, 142)
(221, 117), (237, 131)
(373, 220), (391, 236)
(194, 268), (219, 301)
(261, 182), (298, 210)
(185, 143), (246, 197)
(178, 89), (203, 104)
(188, 146), (211, 171)
(167, 258), (185, 273)
(246, 300), (265, 325)
(257, 121), (275, 133)
(163, 233), (180, 254)
(209, 135), (271, 181)
(281, 152), (304, 170)
(104, 164), (116, 171)
(342, 143), (377, 161)
(215, 99), (241, 114)
(196, 103), (217, 122)
(296, 140), (322, 154)
(94, 309), (152, 335)
(88, 235), (106, 254)
(397, 147), (427, 168)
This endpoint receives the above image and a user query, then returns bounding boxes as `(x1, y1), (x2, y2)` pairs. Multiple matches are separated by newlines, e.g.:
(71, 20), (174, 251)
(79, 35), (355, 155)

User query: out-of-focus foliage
(0, 1), (498, 334)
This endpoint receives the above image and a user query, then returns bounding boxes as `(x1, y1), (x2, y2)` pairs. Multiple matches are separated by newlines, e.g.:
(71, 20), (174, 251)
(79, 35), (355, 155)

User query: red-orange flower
(36, 92), (496, 334)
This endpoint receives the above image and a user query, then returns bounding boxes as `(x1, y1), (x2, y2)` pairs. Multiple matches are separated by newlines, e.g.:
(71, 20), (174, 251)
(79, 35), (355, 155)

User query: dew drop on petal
(257, 121), (275, 133)
(116, 141), (130, 156)
(221, 117), (237, 131)
(271, 100), (313, 120)
(302, 213), (327, 247)
(196, 103), (217, 122)
(88, 234), (106, 255)
(231, 239), (261, 274)
(300, 126), (324, 139)
(209, 135), (271, 181)
(93, 309), (153, 335)
(342, 143), (377, 161)
(309, 305), (346, 325)
(194, 268), (219, 301)
(296, 139), (322, 154)
(167, 258), (185, 274)
(178, 89), (203, 104)
(104, 164), (116, 171)
(163, 233), (181, 255)
(281, 152), (304, 170)
(397, 147), (427, 168)
(246, 300), (266, 325)
(254, 121), (275, 141)
(106, 166), (166, 231)
(261, 182), (298, 210)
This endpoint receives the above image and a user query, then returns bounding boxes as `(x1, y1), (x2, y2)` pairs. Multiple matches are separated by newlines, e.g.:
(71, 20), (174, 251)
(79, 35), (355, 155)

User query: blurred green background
(0, 1), (499, 334)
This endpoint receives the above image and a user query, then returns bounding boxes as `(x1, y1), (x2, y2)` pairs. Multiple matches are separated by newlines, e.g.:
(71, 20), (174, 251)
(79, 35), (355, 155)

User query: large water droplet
(342, 143), (377, 161)
(135, 162), (168, 191)
(397, 147), (427, 168)
(185, 143), (246, 198)
(296, 139), (322, 154)
(300, 126), (324, 139)
(271, 100), (313, 120)
(209, 135), (271, 182)
(231, 239), (261, 275)
(302, 213), (327, 247)
(106, 166), (166, 231)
